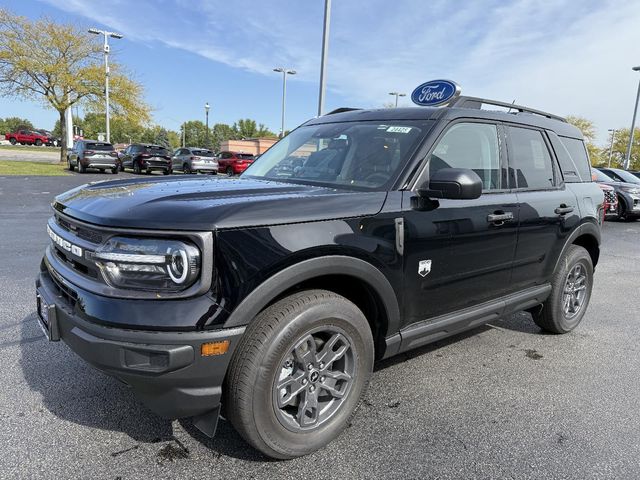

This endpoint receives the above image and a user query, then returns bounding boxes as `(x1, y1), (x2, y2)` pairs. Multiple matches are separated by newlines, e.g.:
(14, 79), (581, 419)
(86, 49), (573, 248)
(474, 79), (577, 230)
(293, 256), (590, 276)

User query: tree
(180, 120), (209, 148)
(0, 9), (150, 162)
(602, 128), (640, 170)
(232, 118), (275, 139)
(211, 123), (235, 151)
(0, 116), (33, 134)
(566, 115), (602, 165)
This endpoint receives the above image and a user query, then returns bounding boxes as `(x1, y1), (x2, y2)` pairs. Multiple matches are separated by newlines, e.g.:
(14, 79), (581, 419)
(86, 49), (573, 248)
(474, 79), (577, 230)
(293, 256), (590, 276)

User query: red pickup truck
(5, 129), (53, 146)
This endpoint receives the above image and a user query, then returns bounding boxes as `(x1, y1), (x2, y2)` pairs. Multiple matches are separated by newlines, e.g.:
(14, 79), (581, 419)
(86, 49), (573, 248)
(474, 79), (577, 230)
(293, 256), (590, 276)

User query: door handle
(555, 205), (574, 215)
(487, 211), (514, 224)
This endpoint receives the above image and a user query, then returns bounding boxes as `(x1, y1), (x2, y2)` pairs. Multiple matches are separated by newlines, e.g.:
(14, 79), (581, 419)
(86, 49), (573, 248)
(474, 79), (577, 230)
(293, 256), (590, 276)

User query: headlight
(621, 186), (640, 195)
(90, 236), (201, 292)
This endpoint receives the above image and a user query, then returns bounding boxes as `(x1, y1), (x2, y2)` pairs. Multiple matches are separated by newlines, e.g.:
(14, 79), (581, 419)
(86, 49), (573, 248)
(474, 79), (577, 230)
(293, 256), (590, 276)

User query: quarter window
(430, 122), (502, 190)
(508, 127), (555, 189)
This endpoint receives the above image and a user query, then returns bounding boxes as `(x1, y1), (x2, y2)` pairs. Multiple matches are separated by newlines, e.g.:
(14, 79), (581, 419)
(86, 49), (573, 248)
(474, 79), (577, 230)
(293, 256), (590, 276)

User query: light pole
(274, 68), (296, 137)
(317, 0), (331, 116)
(624, 66), (640, 170)
(389, 92), (406, 107)
(607, 129), (617, 167)
(88, 28), (123, 143)
(205, 102), (210, 147)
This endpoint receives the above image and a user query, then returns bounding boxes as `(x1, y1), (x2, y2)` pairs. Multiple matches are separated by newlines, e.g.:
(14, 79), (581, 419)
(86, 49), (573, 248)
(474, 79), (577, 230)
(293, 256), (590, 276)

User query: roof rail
(449, 96), (567, 123)
(325, 107), (362, 115)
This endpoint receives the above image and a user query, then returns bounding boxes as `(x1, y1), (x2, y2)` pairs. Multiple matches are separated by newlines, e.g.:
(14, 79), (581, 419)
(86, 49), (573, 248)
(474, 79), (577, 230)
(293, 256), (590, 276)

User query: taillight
(109, 151), (118, 157)
(141, 153), (150, 158)
(84, 150), (94, 155)
(190, 156), (195, 160)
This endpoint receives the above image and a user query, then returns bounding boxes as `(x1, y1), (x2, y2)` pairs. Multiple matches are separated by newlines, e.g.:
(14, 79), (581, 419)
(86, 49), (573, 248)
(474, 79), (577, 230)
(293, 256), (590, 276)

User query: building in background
(219, 137), (278, 155)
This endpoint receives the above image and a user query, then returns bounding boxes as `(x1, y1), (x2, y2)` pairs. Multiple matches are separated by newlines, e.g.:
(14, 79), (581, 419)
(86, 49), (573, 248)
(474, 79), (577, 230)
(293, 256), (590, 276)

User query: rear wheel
(225, 289), (374, 459)
(35, 139), (42, 146)
(532, 245), (593, 333)
(78, 161), (87, 173)
(183, 163), (192, 174)
(163, 169), (171, 175)
(226, 166), (234, 177)
(111, 167), (118, 174)
(9, 138), (16, 145)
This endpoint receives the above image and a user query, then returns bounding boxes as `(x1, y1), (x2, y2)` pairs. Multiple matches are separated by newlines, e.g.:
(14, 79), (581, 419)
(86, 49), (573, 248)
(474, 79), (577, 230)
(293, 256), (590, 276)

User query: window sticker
(386, 126), (412, 133)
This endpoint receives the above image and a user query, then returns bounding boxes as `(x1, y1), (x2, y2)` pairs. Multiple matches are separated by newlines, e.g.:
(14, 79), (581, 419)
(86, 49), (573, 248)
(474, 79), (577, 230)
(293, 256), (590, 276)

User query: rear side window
(508, 127), (555, 189)
(558, 136), (592, 182)
(547, 132), (582, 183)
(85, 142), (114, 151)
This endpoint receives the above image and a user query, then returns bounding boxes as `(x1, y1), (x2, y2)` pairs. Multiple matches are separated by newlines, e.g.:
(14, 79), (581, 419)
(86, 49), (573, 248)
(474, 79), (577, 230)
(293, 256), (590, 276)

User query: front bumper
(35, 269), (244, 421)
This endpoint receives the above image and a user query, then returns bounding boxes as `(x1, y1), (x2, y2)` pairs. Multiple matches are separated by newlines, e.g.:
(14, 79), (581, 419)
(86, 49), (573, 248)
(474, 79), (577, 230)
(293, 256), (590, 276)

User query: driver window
(430, 122), (501, 191)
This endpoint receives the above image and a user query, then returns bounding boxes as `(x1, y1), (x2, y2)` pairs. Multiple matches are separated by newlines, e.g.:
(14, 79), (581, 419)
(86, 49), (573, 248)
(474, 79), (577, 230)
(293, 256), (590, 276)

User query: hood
(53, 176), (387, 230)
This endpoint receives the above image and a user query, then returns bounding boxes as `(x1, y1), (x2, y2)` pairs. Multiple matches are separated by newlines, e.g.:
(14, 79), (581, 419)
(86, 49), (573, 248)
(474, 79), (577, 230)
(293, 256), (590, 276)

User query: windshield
(146, 146), (169, 156)
(610, 168), (640, 184)
(243, 120), (430, 190)
(192, 149), (214, 157)
(86, 142), (114, 151)
(592, 169), (613, 182)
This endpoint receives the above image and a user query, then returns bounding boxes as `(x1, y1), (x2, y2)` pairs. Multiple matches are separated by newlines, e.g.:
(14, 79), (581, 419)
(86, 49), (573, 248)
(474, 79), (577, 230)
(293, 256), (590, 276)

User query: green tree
(232, 118), (275, 139)
(211, 123), (235, 151)
(0, 116), (33, 134)
(603, 128), (640, 170)
(0, 9), (150, 162)
(566, 115), (602, 165)
(180, 120), (209, 148)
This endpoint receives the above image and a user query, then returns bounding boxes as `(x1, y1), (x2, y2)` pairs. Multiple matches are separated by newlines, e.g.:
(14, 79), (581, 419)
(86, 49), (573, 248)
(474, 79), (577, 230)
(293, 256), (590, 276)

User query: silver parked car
(171, 147), (219, 174)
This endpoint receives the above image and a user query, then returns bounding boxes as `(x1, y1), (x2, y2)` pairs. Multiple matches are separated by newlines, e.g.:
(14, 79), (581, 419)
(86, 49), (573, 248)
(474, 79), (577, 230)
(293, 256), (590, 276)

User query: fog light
(201, 340), (230, 356)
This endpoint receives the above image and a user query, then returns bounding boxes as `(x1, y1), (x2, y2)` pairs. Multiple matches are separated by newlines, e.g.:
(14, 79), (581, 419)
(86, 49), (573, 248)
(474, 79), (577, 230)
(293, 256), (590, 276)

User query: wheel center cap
(309, 370), (320, 383)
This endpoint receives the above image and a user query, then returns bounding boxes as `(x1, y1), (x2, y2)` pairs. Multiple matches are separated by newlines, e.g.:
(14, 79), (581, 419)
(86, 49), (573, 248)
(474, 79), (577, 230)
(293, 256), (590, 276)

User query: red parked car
(597, 183), (618, 220)
(217, 151), (255, 176)
(5, 129), (52, 146)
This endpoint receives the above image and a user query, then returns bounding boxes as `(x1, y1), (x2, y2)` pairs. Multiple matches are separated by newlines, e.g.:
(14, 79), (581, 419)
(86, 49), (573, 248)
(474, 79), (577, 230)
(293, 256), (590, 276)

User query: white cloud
(41, 0), (640, 142)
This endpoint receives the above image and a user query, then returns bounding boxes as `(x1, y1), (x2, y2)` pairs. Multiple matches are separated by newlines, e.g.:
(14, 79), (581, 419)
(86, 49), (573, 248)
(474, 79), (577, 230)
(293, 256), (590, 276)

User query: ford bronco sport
(36, 95), (603, 459)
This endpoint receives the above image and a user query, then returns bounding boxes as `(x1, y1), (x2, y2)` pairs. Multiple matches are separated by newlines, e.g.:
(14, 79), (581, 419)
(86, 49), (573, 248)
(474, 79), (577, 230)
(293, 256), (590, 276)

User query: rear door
(401, 120), (520, 325)
(506, 125), (580, 290)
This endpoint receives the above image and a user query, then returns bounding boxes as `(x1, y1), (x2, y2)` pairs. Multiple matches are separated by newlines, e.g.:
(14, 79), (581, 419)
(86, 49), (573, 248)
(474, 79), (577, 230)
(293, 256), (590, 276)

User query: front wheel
(226, 166), (234, 177)
(67, 159), (74, 171)
(111, 167), (118, 174)
(532, 245), (593, 333)
(224, 290), (374, 459)
(9, 138), (16, 145)
(163, 169), (171, 175)
(133, 161), (141, 174)
(35, 139), (42, 146)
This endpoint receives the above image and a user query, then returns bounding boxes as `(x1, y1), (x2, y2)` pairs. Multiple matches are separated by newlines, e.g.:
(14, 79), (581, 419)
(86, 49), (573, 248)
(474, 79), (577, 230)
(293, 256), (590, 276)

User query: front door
(401, 121), (519, 326)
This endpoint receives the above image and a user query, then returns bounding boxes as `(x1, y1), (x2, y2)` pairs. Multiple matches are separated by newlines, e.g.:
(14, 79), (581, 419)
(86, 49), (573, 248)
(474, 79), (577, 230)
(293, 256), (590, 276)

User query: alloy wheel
(562, 263), (587, 319)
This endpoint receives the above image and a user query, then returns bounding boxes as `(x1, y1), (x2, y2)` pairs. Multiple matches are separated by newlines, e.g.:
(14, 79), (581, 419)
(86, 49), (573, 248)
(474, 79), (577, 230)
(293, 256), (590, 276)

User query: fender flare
(222, 255), (401, 337)
(553, 221), (601, 272)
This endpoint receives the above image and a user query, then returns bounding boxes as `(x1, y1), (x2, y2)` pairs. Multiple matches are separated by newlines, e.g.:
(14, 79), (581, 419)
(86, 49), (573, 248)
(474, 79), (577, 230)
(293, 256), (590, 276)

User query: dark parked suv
(120, 143), (172, 175)
(67, 140), (119, 174)
(593, 167), (640, 220)
(36, 95), (602, 459)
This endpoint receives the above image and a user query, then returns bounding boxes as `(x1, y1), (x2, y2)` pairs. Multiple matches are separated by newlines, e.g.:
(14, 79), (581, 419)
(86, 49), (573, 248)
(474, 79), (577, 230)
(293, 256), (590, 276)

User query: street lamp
(205, 102), (210, 147)
(317, 0), (331, 116)
(389, 92), (406, 108)
(607, 129), (617, 167)
(274, 68), (296, 138)
(624, 66), (640, 170)
(88, 28), (123, 143)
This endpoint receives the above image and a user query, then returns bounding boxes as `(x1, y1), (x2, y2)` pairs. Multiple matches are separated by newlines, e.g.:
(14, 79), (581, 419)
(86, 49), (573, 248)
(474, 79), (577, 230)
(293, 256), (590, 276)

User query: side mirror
(418, 167), (482, 200)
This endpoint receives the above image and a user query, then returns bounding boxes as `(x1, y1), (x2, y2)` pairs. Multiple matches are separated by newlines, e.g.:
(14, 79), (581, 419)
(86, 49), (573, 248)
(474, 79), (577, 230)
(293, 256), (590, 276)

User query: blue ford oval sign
(411, 80), (461, 107)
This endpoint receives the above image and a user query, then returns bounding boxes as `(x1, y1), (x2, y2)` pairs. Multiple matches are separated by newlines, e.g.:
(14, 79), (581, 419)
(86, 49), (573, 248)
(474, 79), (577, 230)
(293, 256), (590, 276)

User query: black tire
(532, 245), (593, 334)
(224, 289), (374, 459)
(616, 196), (627, 221)
(146, 168), (152, 175)
(111, 167), (118, 174)
(78, 161), (87, 174)
(99, 169), (105, 173)
(67, 159), (74, 171)
(133, 161), (141, 174)
(226, 166), (234, 177)
(35, 139), (42, 146)
(9, 138), (16, 145)
(183, 163), (191, 174)
(163, 169), (170, 175)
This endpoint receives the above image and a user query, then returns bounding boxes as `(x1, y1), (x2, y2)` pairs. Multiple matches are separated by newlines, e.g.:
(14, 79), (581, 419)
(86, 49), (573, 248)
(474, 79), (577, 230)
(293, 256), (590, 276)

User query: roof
(307, 96), (582, 139)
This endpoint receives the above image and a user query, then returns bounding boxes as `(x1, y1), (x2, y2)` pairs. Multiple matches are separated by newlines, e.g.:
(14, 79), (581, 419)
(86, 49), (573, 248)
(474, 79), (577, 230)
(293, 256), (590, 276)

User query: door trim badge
(418, 260), (432, 277)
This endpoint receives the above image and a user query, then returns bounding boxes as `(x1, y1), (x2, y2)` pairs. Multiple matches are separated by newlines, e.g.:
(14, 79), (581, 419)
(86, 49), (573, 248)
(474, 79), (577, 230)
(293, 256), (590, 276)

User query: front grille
(56, 215), (104, 243)
(51, 213), (104, 283)
(604, 190), (616, 204)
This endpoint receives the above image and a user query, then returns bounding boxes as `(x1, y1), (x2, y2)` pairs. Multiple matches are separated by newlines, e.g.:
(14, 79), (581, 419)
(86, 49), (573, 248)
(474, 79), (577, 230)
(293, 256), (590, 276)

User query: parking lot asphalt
(1, 174), (639, 479)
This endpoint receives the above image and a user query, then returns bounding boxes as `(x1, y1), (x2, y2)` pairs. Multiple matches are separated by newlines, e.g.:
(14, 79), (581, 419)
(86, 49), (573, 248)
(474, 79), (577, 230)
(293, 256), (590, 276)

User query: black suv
(36, 96), (603, 459)
(67, 140), (119, 174)
(120, 143), (172, 175)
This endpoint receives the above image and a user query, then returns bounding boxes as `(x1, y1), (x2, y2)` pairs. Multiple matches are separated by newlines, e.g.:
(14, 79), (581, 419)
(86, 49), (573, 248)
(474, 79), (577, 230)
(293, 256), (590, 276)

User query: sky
(0, 0), (639, 144)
